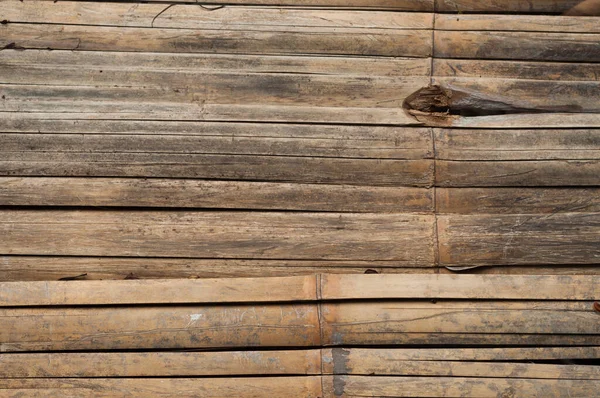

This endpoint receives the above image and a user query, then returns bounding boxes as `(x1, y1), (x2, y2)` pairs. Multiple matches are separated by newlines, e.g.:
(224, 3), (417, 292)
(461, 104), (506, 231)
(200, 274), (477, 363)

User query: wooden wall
(1, 0), (599, 396)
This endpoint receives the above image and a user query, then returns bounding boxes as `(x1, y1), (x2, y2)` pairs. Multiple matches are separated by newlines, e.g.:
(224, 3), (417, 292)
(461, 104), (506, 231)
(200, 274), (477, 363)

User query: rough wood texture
(435, 129), (600, 187)
(321, 301), (600, 346)
(436, 0), (582, 14)
(321, 274), (600, 300)
(438, 213), (600, 266)
(2, 2), (433, 30)
(437, 188), (600, 214)
(0, 351), (321, 377)
(0, 276), (317, 306)
(323, 375), (600, 398)
(0, 304), (320, 351)
(322, 349), (600, 379)
(0, 178), (433, 212)
(0, 256), (437, 281)
(0, 377), (323, 398)
(0, 210), (436, 263)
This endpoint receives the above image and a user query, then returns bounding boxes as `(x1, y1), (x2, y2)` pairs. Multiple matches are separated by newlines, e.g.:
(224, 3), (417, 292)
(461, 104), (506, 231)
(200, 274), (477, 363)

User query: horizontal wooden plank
(434, 59), (600, 81)
(321, 274), (600, 300)
(0, 126), (432, 160)
(432, 77), (600, 114)
(0, 377), (323, 398)
(0, 140), (433, 187)
(0, 210), (436, 263)
(324, 347), (600, 362)
(435, 0), (582, 14)
(0, 23), (432, 57)
(30, 0), (434, 10)
(321, 301), (600, 346)
(323, 375), (600, 398)
(435, 128), (600, 187)
(447, 113), (600, 129)
(0, 178), (434, 212)
(438, 213), (600, 266)
(0, 350), (321, 377)
(0, 50), (431, 78)
(436, 14), (600, 33)
(0, 276), (317, 306)
(0, 257), (437, 282)
(435, 31), (600, 62)
(0, 304), (320, 351)
(436, 188), (600, 214)
(322, 349), (600, 379)
(2, 2), (433, 30)
(442, 265), (600, 275)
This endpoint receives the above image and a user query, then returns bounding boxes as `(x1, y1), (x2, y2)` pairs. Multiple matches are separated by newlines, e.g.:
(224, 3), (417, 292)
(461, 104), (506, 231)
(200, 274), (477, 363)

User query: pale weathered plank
(0, 256), (438, 281)
(0, 178), (433, 212)
(0, 350), (321, 377)
(2, 2), (433, 30)
(435, 128), (600, 187)
(438, 213), (600, 266)
(0, 210), (436, 263)
(447, 113), (600, 129)
(324, 346), (600, 362)
(0, 377), (323, 398)
(322, 349), (600, 379)
(436, 0), (582, 14)
(0, 138), (433, 187)
(0, 50), (430, 78)
(442, 265), (600, 275)
(0, 23), (432, 57)
(321, 274), (600, 300)
(0, 304), (320, 351)
(323, 375), (600, 398)
(434, 59), (600, 81)
(435, 30), (600, 62)
(436, 14), (600, 33)
(0, 276), (317, 306)
(436, 188), (600, 214)
(321, 301), (600, 346)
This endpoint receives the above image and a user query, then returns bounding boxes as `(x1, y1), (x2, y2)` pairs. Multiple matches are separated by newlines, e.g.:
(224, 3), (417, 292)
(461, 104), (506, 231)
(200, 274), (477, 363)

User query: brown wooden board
(0, 210), (436, 264)
(435, 0), (582, 13)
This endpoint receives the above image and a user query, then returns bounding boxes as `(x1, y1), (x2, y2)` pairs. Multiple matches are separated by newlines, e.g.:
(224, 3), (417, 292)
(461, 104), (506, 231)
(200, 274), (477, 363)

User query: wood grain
(321, 301), (600, 346)
(323, 375), (600, 398)
(436, 188), (600, 214)
(0, 304), (320, 351)
(321, 274), (600, 300)
(0, 23), (432, 57)
(0, 377), (323, 398)
(0, 276), (317, 306)
(438, 213), (600, 266)
(0, 350), (321, 377)
(0, 210), (436, 263)
(0, 178), (433, 212)
(435, 128), (600, 187)
(436, 0), (582, 14)
(0, 256), (438, 282)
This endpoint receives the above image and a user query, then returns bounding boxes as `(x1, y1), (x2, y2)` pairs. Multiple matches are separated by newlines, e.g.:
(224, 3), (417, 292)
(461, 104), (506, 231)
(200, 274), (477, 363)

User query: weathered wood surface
(438, 213), (600, 266)
(0, 351), (322, 377)
(0, 276), (317, 306)
(321, 301), (600, 346)
(0, 377), (324, 398)
(3, 274), (599, 306)
(435, 0), (583, 13)
(437, 188), (600, 214)
(0, 124), (434, 185)
(0, 257), (437, 281)
(321, 274), (600, 300)
(435, 129), (600, 187)
(0, 210), (435, 263)
(2, 2), (433, 30)
(0, 304), (320, 351)
(322, 375), (600, 398)
(322, 349), (600, 379)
